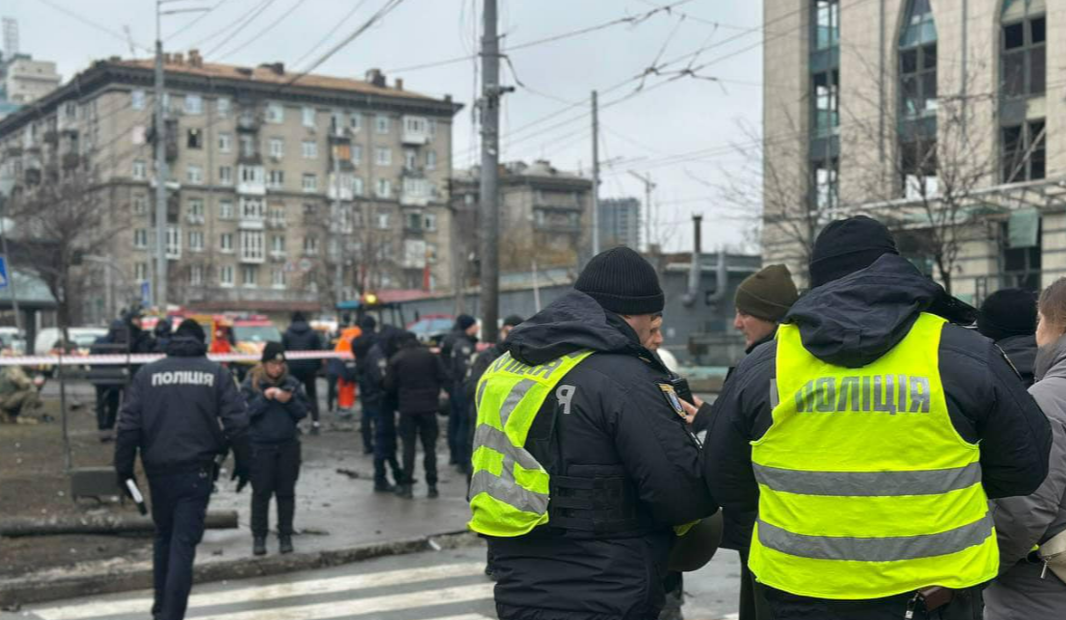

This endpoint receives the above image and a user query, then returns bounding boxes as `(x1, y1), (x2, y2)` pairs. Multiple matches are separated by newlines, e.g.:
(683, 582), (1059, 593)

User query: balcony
(399, 177), (432, 207)
(401, 115), (430, 146)
(237, 112), (262, 133)
(237, 166), (266, 196)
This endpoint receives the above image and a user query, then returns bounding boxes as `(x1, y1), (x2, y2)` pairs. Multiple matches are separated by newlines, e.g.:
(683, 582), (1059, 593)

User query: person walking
(353, 332), (401, 492)
(241, 342), (308, 557)
(985, 279), (1066, 619)
(469, 247), (719, 620)
(89, 319), (130, 442)
(441, 314), (477, 470)
(978, 287), (1039, 386)
(704, 216), (1052, 620)
(114, 319), (250, 620)
(385, 332), (448, 499)
(282, 312), (324, 433)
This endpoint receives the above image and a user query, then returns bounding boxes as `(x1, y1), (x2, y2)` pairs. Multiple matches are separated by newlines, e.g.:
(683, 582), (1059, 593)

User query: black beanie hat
(502, 315), (524, 327)
(809, 216), (899, 288)
(456, 314), (476, 331)
(978, 288), (1038, 341)
(261, 341), (286, 363)
(174, 318), (206, 343)
(360, 315), (377, 331)
(575, 246), (664, 315)
(291, 311), (307, 323)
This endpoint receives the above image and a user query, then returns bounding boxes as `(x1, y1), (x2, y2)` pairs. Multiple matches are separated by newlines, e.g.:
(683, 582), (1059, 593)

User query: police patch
(658, 383), (686, 418)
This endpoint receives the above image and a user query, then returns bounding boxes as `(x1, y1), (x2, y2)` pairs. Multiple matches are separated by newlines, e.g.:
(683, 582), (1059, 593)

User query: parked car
(34, 327), (108, 356)
(0, 327), (27, 354)
(407, 314), (455, 347)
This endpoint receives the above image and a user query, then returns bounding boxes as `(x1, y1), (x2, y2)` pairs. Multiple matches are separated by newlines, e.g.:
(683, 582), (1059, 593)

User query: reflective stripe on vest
(748, 313), (998, 600)
(467, 350), (594, 537)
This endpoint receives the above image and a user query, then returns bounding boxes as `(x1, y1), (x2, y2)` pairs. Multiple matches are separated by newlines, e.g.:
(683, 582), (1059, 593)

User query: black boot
(396, 484), (413, 499)
(279, 535), (294, 555)
(427, 485), (439, 499)
(253, 536), (267, 556)
(374, 481), (396, 493)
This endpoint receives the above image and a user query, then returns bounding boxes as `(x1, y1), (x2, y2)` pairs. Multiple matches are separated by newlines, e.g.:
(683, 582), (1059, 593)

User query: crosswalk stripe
(33, 562), (487, 620)
(188, 583), (495, 620)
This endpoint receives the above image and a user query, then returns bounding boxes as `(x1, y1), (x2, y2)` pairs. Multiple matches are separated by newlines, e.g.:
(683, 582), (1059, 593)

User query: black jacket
(384, 340), (448, 414)
(441, 329), (476, 387)
(114, 336), (249, 478)
(488, 290), (717, 620)
(282, 321), (323, 375)
(704, 255), (1052, 544)
(352, 335), (387, 407)
(464, 342), (505, 403)
(241, 367), (308, 444)
(997, 333), (1038, 388)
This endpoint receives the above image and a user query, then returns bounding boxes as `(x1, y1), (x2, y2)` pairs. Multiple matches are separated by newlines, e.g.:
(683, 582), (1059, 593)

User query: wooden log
(0, 511), (238, 537)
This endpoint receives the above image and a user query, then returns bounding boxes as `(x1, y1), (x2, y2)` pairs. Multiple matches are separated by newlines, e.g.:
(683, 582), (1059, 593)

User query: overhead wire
(289, 0), (374, 69)
(189, 0), (275, 50)
(167, 0), (236, 42)
(204, 0), (282, 57)
(215, 0), (312, 61)
(38, 0), (152, 52)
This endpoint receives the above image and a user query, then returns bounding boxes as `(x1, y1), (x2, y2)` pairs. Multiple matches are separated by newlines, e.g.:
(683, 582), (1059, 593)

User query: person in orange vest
(332, 323), (362, 434)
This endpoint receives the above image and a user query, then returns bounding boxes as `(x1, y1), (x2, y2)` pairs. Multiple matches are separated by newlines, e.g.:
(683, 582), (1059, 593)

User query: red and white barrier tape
(0, 350), (354, 366)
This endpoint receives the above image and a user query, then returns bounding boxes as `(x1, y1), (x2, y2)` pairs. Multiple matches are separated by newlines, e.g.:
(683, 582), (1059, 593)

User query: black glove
(230, 436), (252, 493)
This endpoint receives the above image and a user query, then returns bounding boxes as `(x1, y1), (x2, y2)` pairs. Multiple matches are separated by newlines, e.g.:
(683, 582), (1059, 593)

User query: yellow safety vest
(468, 349), (594, 537)
(749, 313), (998, 600)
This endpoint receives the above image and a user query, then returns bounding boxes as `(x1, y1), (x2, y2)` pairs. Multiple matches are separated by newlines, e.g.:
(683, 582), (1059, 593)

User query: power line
(189, 0), (273, 50)
(289, 0), (374, 68)
(204, 0), (282, 57)
(38, 0), (152, 52)
(167, 0), (235, 42)
(291, 0), (409, 79)
(216, 0), (312, 60)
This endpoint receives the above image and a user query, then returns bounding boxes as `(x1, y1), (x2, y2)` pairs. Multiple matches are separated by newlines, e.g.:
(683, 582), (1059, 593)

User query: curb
(0, 530), (479, 609)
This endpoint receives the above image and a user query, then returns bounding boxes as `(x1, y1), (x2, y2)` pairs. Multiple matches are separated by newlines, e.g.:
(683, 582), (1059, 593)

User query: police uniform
(469, 249), (717, 620)
(114, 320), (250, 620)
(706, 218), (1052, 620)
(442, 317), (477, 469)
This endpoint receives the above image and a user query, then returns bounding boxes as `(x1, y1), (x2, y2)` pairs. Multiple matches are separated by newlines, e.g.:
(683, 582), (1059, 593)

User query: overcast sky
(4, 0), (763, 253)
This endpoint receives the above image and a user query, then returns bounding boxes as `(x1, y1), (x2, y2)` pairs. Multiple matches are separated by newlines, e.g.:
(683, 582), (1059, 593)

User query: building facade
(0, 51), (461, 320)
(599, 197), (641, 249)
(450, 160), (593, 285)
(763, 0), (1065, 303)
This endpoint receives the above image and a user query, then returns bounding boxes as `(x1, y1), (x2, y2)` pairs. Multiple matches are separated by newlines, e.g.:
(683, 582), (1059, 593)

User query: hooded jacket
(241, 365), (308, 444)
(384, 335), (448, 414)
(704, 255), (1052, 580)
(985, 335), (1066, 620)
(282, 320), (324, 375)
(488, 290), (717, 620)
(997, 333), (1038, 388)
(114, 335), (249, 477)
(352, 334), (387, 407)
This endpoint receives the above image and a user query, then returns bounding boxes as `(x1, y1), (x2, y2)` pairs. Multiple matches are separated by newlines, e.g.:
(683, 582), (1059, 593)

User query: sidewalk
(0, 381), (475, 607)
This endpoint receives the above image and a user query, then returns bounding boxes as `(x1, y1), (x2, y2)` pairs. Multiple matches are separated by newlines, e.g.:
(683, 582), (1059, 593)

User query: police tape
(0, 350), (354, 366)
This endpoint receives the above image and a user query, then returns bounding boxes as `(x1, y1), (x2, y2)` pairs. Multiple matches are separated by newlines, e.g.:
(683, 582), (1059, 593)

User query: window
(899, 0), (938, 119)
(303, 235), (319, 255)
(375, 115), (390, 134)
(217, 97), (231, 116)
(133, 159), (147, 180)
(376, 210), (391, 229)
(900, 137), (938, 198)
(272, 268), (286, 288)
(240, 135), (256, 157)
(353, 208), (365, 228)
(189, 265), (204, 286)
(271, 235), (286, 254)
(375, 147), (392, 166)
(426, 151), (437, 170)
(240, 231), (265, 263)
(404, 116), (427, 135)
(1001, 4), (1046, 98)
(220, 199), (235, 219)
(266, 102), (285, 123)
(188, 198), (205, 220)
(270, 206), (286, 226)
(219, 165), (233, 185)
(133, 193), (148, 215)
(268, 170), (285, 189)
(220, 265), (234, 287)
(352, 144), (363, 165)
(1002, 119), (1046, 183)
(239, 165), (264, 184)
(218, 133), (232, 153)
(428, 119), (437, 136)
(166, 227), (181, 258)
(350, 113), (362, 131)
(269, 138), (284, 159)
(404, 149), (417, 170)
(302, 106), (315, 127)
(424, 212), (437, 231)
(135, 263), (149, 281)
(187, 164), (203, 184)
(131, 90), (146, 110)
(811, 157), (839, 217)
(403, 178), (430, 200)
(302, 140), (318, 159)
(189, 230), (205, 252)
(352, 177), (364, 196)
(134, 229), (148, 249)
(220, 232), (235, 252)
(812, 69), (839, 136)
(184, 128), (201, 150)
(407, 212), (423, 231)
(184, 94), (203, 115)
(302, 174), (318, 193)
(241, 197), (265, 221)
(812, 0), (840, 51)
(376, 178), (392, 198)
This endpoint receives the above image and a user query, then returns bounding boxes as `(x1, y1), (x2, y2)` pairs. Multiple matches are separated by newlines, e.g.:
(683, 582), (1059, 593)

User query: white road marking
(33, 562), (487, 620)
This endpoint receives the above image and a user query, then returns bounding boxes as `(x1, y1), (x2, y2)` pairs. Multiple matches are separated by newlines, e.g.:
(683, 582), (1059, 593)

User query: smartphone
(670, 375), (694, 406)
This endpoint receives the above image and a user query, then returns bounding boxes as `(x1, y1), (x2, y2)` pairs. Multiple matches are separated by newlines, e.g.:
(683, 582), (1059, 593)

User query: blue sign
(141, 281), (151, 306)
(0, 256), (9, 291)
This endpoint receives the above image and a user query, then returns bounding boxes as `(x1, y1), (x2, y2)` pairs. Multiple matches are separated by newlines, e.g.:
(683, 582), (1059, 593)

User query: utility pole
(478, 0), (507, 344)
(591, 90), (600, 257)
(331, 130), (344, 304)
(153, 1), (168, 310)
(627, 170), (657, 252)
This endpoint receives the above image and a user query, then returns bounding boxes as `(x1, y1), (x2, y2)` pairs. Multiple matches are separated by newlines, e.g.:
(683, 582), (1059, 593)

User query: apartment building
(763, 0), (1066, 303)
(599, 197), (641, 249)
(0, 51), (461, 319)
(450, 160), (593, 284)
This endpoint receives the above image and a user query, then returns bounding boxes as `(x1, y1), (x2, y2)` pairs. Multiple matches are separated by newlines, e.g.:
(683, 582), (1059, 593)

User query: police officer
(114, 319), (250, 620)
(352, 332), (402, 492)
(469, 247), (719, 619)
(704, 216), (1052, 619)
(241, 342), (308, 556)
(441, 314), (477, 470)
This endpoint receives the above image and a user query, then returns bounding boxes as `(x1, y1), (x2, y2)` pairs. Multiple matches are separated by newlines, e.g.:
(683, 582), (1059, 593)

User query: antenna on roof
(2, 17), (18, 57)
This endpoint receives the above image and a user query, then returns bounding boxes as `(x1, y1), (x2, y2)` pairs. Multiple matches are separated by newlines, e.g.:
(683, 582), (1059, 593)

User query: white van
(34, 327), (109, 356)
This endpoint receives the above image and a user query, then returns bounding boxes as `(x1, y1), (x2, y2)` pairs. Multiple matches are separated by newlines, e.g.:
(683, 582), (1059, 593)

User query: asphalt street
(2, 543), (741, 620)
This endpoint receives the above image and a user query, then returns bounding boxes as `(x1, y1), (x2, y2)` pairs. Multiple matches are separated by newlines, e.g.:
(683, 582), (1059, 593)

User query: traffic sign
(141, 281), (151, 306)
(0, 256), (9, 290)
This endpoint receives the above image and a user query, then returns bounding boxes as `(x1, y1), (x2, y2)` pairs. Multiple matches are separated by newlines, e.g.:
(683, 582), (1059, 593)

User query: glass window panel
(1003, 125), (1023, 151)
(920, 21), (937, 44)
(922, 44), (937, 70)
(1030, 47), (1046, 94)
(1004, 23), (1025, 50)
(1002, 52), (1025, 96)
(902, 49), (919, 73)
(1031, 17), (1046, 44)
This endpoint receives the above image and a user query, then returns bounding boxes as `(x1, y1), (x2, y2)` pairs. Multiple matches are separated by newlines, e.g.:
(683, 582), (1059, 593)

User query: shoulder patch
(658, 383), (685, 418)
